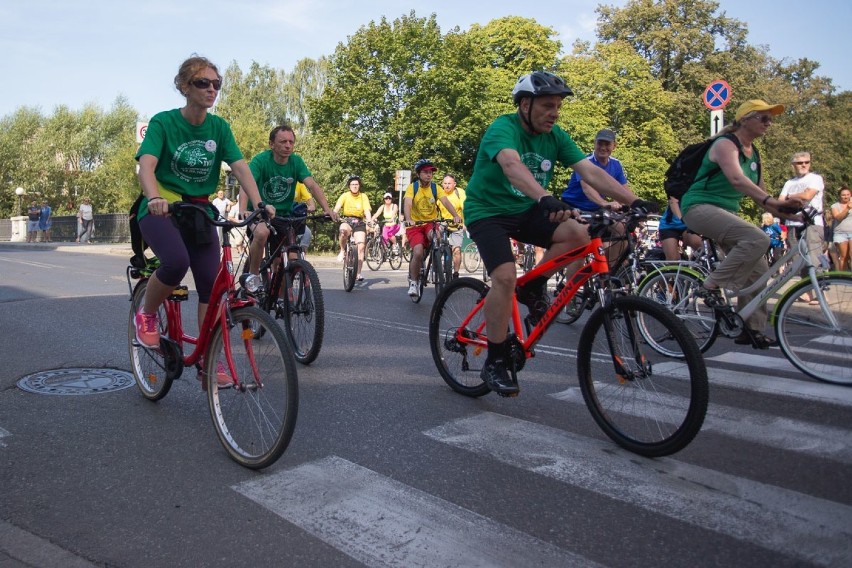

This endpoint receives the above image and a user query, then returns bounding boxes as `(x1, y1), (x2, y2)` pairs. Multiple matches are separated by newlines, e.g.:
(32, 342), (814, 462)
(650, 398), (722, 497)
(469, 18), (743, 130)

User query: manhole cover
(17, 368), (135, 395)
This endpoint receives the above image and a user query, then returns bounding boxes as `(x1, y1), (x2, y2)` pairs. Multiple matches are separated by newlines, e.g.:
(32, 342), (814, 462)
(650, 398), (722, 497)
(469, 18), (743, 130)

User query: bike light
(239, 273), (263, 294)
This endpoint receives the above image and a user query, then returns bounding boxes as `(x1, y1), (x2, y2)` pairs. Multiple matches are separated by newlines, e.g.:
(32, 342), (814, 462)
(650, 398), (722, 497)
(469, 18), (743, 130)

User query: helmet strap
(519, 98), (540, 135)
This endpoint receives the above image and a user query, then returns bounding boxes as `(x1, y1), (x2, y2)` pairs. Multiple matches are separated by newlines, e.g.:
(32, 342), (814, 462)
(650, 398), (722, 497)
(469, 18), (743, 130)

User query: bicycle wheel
(775, 275), (852, 385)
(282, 260), (325, 365)
(402, 242), (412, 263)
(636, 269), (718, 355)
(366, 237), (383, 271)
(559, 288), (592, 325)
(343, 244), (357, 292)
(462, 242), (481, 273)
(128, 280), (180, 401)
(432, 248), (448, 297)
(429, 277), (490, 397)
(388, 244), (402, 270)
(205, 306), (298, 469)
(577, 295), (708, 457)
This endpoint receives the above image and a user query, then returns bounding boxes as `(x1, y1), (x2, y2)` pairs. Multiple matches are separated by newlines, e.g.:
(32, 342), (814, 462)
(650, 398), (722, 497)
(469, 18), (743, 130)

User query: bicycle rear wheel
(775, 275), (852, 385)
(388, 244), (403, 270)
(128, 279), (180, 401)
(577, 295), (708, 457)
(429, 277), (490, 397)
(283, 260), (325, 365)
(205, 306), (298, 469)
(343, 244), (357, 292)
(366, 237), (383, 271)
(462, 242), (481, 273)
(636, 269), (718, 355)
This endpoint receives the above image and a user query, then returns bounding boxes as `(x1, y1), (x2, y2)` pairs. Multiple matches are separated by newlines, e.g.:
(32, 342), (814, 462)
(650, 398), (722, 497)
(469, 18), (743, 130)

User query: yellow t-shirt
(335, 191), (370, 218)
(294, 182), (312, 204)
(405, 182), (441, 223)
(437, 187), (465, 230)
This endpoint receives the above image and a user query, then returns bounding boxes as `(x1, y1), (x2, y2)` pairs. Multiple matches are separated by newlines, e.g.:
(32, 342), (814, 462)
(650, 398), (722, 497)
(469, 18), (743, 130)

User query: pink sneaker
(134, 308), (160, 348)
(215, 361), (234, 389)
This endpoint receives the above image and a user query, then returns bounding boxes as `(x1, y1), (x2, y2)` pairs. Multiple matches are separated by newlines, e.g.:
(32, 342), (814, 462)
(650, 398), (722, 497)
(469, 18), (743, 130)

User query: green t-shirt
(135, 109), (243, 218)
(464, 113), (586, 226)
(680, 137), (760, 216)
(248, 150), (312, 214)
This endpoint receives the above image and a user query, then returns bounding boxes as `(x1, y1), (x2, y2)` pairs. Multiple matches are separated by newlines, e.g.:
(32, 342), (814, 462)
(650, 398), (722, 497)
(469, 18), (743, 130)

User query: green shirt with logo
(135, 109), (243, 218)
(248, 150), (312, 215)
(464, 113), (586, 226)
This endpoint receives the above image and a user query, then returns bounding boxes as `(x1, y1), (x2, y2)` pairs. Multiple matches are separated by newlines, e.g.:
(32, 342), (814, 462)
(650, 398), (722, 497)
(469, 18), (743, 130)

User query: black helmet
(512, 71), (573, 105)
(414, 159), (436, 174)
(346, 175), (361, 186)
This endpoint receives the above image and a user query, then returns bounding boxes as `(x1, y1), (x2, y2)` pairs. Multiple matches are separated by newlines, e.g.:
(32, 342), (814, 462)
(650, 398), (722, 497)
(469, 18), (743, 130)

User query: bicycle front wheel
(636, 269), (718, 355)
(343, 245), (357, 292)
(775, 275), (852, 385)
(388, 244), (402, 270)
(283, 260), (325, 365)
(577, 295), (708, 457)
(128, 279), (179, 401)
(462, 242), (481, 273)
(366, 237), (383, 271)
(429, 277), (490, 397)
(205, 306), (298, 469)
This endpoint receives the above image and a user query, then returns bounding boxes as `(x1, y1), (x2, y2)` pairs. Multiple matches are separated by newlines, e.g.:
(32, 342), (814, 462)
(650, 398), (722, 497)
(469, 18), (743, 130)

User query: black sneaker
(695, 285), (724, 308)
(517, 282), (549, 326)
(481, 359), (519, 397)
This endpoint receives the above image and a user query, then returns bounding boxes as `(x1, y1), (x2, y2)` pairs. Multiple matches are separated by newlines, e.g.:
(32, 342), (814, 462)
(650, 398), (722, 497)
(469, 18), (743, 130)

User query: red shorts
(405, 223), (434, 249)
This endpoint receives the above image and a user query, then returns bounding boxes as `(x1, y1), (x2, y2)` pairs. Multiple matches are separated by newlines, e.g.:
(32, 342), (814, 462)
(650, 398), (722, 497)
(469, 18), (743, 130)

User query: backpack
(664, 132), (760, 201)
(413, 180), (438, 201)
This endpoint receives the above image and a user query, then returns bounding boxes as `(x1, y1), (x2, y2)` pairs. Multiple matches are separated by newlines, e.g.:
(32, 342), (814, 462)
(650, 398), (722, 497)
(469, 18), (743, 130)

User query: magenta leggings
(139, 215), (220, 303)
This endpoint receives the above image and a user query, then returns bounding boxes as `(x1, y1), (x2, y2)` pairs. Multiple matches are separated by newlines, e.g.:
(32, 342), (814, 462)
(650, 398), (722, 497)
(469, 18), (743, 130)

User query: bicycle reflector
(239, 273), (263, 294)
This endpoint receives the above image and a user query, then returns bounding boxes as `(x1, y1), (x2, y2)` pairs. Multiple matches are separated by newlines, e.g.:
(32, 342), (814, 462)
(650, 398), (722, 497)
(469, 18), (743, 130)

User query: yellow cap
(735, 99), (785, 121)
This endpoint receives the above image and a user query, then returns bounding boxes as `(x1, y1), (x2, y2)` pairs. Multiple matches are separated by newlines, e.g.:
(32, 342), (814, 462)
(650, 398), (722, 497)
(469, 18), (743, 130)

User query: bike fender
(637, 265), (705, 289)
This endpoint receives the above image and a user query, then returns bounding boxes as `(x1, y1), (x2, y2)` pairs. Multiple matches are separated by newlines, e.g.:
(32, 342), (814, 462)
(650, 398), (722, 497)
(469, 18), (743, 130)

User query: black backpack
(664, 133), (759, 201)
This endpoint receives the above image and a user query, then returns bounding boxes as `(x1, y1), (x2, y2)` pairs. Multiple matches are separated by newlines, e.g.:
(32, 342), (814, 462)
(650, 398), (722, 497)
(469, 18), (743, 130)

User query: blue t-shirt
(762, 223), (783, 247)
(560, 154), (628, 211)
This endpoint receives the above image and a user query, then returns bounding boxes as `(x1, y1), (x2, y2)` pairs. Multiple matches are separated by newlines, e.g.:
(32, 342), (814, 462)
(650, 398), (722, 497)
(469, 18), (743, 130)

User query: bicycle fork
(599, 291), (650, 383)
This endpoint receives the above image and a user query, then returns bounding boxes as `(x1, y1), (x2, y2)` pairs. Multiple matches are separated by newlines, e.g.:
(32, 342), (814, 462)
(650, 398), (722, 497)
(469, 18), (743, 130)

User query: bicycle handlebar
(169, 201), (268, 228)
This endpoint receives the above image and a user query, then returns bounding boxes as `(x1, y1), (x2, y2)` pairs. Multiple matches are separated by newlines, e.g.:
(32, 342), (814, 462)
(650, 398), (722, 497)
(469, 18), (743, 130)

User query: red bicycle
(126, 202), (298, 469)
(429, 208), (708, 457)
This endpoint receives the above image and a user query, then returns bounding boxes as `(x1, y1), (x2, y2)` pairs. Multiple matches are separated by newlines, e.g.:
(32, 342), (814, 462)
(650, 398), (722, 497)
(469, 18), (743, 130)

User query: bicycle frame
(454, 234), (610, 354)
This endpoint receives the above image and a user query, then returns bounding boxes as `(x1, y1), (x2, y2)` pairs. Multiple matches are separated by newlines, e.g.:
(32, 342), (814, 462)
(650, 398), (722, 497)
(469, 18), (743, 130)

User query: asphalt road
(0, 243), (850, 567)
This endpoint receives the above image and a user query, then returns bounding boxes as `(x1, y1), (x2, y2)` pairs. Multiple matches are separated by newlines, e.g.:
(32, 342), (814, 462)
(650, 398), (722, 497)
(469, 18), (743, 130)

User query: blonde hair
(174, 55), (221, 97)
(761, 212), (774, 225)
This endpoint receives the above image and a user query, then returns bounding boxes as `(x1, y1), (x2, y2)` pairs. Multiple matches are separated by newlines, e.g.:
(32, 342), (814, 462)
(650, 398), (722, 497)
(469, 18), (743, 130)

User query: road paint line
(551, 387), (852, 463)
(425, 412), (852, 567)
(654, 362), (852, 407)
(233, 455), (601, 568)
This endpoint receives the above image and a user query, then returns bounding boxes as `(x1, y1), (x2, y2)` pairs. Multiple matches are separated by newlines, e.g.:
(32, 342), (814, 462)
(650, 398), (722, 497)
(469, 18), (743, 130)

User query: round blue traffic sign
(703, 80), (732, 110)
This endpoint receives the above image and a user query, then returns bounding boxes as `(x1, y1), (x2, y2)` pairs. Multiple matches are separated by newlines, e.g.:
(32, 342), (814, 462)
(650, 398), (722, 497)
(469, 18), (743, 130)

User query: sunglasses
(191, 78), (222, 91)
(384, 197), (392, 200)
(793, 161), (811, 165)
(749, 114), (773, 125)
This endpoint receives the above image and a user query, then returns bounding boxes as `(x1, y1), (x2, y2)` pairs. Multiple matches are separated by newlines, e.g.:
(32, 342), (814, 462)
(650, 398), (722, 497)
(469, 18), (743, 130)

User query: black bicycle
(248, 213), (328, 365)
(410, 221), (454, 303)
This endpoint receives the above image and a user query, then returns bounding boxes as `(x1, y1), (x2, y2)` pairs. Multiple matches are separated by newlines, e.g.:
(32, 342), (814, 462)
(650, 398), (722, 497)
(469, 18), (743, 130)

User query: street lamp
(15, 187), (24, 216)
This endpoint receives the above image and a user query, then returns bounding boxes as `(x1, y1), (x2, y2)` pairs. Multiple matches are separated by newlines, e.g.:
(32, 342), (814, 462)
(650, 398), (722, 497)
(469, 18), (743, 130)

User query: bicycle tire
(128, 279), (180, 401)
(402, 242), (412, 263)
(559, 289), (593, 325)
(388, 245), (402, 270)
(282, 260), (325, 365)
(462, 242), (481, 273)
(343, 244), (357, 292)
(636, 269), (718, 356)
(429, 277), (490, 397)
(205, 306), (299, 469)
(774, 274), (852, 385)
(576, 295), (708, 457)
(443, 246), (454, 283)
(366, 237), (383, 271)
(433, 247), (446, 297)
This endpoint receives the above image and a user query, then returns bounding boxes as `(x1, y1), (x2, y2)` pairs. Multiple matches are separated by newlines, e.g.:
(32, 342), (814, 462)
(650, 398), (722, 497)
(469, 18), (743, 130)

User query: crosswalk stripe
(654, 362), (852, 406)
(706, 351), (851, 378)
(233, 456), (602, 568)
(551, 387), (852, 463)
(424, 412), (852, 567)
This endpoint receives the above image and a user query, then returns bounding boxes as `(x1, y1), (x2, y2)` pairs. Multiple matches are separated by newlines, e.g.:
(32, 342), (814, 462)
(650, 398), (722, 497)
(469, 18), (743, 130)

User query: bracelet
(148, 196), (165, 202)
(761, 195), (771, 206)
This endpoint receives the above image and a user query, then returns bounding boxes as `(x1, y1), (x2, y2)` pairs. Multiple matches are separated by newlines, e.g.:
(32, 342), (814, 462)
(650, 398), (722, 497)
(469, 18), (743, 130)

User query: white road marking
(233, 455), (602, 568)
(551, 387), (852, 463)
(425, 412), (852, 567)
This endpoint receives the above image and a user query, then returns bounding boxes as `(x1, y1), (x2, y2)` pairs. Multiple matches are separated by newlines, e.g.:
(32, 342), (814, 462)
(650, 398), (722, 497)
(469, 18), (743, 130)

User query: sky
(0, 0), (848, 120)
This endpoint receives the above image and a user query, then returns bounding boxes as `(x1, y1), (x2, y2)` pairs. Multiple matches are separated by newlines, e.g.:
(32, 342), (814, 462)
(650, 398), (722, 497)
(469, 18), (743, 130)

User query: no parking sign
(135, 121), (149, 144)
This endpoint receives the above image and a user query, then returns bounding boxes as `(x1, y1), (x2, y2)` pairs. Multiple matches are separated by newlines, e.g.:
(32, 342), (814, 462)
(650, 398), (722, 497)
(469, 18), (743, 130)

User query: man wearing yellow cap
(680, 99), (804, 349)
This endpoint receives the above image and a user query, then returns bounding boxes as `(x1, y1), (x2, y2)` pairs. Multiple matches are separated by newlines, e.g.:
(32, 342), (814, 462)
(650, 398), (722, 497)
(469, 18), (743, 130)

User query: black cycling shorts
(467, 204), (559, 274)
